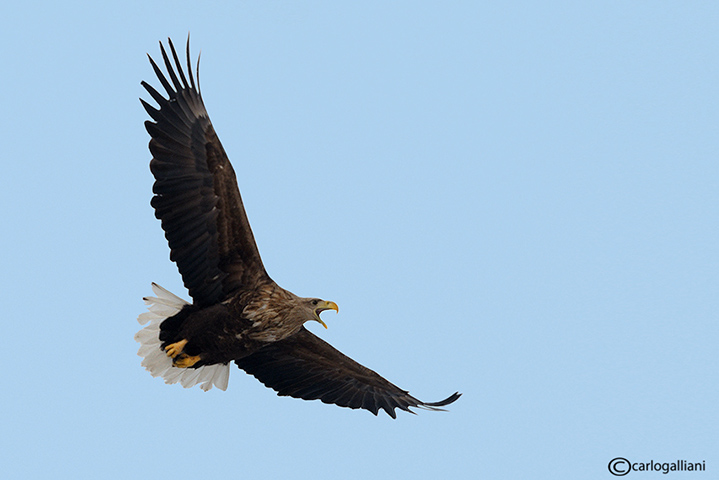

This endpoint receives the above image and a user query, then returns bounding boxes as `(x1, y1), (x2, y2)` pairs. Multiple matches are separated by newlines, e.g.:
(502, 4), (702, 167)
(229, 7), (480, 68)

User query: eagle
(134, 37), (461, 418)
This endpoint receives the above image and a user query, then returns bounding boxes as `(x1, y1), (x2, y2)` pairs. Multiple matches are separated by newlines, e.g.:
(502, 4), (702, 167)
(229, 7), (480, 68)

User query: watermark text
(609, 458), (706, 476)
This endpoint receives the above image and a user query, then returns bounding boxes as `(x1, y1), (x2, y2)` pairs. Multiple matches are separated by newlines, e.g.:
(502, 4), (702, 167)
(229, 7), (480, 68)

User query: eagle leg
(173, 353), (202, 368)
(164, 339), (188, 358)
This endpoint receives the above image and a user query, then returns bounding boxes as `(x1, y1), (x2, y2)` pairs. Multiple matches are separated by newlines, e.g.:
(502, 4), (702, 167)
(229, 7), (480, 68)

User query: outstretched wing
(141, 37), (270, 306)
(236, 327), (461, 418)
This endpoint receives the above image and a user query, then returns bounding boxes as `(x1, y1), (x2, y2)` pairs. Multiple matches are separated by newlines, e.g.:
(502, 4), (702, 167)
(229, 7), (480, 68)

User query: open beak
(314, 301), (339, 329)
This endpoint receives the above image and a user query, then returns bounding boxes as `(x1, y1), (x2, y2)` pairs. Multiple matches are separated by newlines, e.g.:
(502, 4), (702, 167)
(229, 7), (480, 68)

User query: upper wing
(235, 327), (461, 418)
(141, 37), (270, 306)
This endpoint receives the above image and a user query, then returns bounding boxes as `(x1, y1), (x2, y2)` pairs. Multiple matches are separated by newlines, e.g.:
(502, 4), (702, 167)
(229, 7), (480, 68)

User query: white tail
(135, 283), (230, 391)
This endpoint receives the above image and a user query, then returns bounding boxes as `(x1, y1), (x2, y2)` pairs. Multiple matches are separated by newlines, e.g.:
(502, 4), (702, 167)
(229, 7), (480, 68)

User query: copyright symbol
(608, 457), (630, 476)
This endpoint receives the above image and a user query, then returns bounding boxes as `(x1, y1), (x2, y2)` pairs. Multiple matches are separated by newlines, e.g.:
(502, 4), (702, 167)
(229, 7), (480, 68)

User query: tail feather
(150, 282), (186, 302)
(135, 283), (230, 391)
(146, 303), (182, 317)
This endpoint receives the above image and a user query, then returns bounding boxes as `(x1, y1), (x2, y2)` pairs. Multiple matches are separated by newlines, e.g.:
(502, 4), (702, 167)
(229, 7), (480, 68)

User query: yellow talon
(164, 339), (188, 358)
(174, 354), (201, 368)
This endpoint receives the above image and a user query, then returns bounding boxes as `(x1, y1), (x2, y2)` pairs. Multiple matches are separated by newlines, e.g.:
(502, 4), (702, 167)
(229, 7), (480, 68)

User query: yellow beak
(314, 301), (339, 329)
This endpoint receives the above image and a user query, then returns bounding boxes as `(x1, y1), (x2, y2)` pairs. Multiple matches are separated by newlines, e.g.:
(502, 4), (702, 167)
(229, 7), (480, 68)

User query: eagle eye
(311, 299), (318, 306)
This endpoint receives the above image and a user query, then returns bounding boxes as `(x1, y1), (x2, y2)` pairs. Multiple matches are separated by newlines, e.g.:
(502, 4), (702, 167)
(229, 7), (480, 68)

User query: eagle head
(303, 298), (339, 329)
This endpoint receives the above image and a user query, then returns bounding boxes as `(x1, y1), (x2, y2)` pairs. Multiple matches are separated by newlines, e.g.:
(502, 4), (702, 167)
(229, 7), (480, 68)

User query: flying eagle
(135, 37), (461, 418)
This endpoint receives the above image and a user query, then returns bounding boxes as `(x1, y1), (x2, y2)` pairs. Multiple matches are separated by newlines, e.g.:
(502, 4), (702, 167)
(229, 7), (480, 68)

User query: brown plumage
(136, 36), (461, 418)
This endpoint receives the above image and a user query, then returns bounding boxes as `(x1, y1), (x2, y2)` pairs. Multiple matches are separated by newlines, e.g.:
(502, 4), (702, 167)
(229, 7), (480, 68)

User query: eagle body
(158, 283), (323, 366)
(158, 302), (256, 367)
(135, 37), (461, 418)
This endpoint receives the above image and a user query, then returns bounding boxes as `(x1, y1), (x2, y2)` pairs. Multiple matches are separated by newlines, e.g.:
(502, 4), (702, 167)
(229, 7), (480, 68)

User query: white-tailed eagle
(135, 37), (460, 418)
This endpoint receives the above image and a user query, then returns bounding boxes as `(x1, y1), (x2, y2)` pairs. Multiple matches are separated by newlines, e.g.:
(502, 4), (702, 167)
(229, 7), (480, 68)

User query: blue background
(1, 2), (716, 479)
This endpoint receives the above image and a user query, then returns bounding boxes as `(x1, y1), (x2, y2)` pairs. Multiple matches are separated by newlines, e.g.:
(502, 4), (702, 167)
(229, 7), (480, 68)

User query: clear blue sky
(1, 2), (717, 479)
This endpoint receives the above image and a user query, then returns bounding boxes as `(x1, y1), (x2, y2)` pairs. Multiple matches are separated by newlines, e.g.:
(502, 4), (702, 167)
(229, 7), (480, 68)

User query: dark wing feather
(236, 327), (461, 418)
(141, 37), (270, 306)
